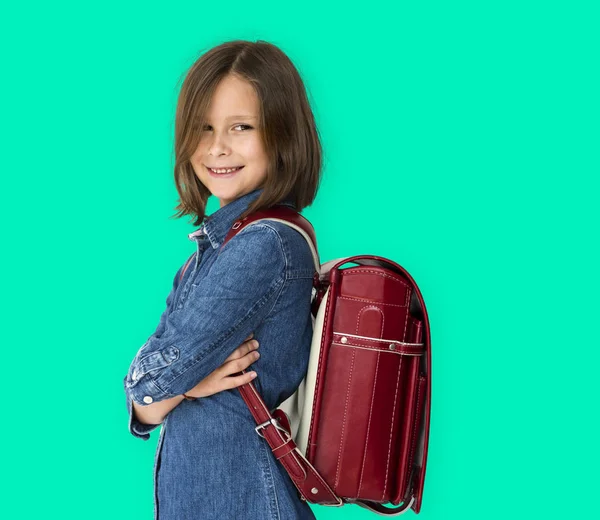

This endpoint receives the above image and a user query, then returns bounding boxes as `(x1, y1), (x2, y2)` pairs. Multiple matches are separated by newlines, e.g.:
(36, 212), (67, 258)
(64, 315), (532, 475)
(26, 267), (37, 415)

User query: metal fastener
(311, 487), (318, 494)
(341, 337), (348, 344)
(389, 344), (396, 350)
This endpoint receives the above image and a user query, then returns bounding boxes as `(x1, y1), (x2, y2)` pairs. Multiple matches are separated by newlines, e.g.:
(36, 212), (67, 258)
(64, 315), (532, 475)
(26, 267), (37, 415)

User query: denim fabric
(123, 189), (317, 519)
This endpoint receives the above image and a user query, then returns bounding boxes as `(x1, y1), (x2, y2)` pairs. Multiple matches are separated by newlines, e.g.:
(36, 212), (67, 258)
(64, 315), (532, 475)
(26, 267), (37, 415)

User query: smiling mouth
(206, 166), (244, 174)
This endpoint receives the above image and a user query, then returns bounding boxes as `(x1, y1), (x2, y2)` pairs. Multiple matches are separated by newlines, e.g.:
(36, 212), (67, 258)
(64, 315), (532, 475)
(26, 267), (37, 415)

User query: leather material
(308, 262), (425, 505)
(237, 378), (342, 506)
(220, 206), (431, 515)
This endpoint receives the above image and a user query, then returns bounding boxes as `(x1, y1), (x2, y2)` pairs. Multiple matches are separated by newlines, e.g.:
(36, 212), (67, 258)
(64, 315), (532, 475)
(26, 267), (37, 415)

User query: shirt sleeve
(149, 257), (189, 340)
(124, 382), (162, 440)
(123, 259), (187, 439)
(123, 224), (287, 409)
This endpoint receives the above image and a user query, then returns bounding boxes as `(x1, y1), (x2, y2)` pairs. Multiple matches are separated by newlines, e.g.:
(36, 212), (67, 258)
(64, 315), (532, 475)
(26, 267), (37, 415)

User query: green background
(1, 1), (598, 518)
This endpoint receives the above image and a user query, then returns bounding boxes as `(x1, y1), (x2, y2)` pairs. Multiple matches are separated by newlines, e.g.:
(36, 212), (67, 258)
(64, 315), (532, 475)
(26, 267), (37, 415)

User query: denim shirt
(123, 189), (317, 520)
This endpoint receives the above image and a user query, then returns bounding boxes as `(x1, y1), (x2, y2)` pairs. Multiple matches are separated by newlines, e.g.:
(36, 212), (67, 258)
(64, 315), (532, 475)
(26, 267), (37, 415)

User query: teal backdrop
(1, 1), (598, 519)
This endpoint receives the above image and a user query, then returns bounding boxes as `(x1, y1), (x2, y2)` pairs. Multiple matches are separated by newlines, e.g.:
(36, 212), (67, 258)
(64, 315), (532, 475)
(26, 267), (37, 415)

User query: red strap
(180, 206), (317, 281)
(222, 206), (318, 255)
(236, 376), (342, 505)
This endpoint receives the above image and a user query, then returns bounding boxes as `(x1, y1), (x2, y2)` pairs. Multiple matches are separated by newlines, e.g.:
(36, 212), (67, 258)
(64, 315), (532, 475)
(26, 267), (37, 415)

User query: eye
(233, 124), (253, 131)
(202, 124), (212, 131)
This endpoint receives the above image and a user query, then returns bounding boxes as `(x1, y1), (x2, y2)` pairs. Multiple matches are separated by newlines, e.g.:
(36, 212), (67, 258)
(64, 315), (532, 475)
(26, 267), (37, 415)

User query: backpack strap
(217, 205), (343, 504)
(179, 205), (320, 281)
(237, 376), (343, 506)
(222, 205), (321, 273)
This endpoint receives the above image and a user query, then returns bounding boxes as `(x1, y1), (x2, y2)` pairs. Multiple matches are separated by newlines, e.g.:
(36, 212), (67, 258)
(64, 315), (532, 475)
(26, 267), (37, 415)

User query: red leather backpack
(201, 205), (432, 515)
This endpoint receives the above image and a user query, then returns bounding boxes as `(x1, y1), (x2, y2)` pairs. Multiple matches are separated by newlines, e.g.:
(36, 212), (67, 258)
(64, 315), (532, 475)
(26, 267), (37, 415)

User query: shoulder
(221, 222), (285, 263)
(212, 224), (288, 280)
(251, 220), (317, 278)
(222, 219), (317, 278)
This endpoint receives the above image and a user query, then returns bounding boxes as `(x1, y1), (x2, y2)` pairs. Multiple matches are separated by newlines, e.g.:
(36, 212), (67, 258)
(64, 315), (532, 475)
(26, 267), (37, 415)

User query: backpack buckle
(255, 418), (291, 441)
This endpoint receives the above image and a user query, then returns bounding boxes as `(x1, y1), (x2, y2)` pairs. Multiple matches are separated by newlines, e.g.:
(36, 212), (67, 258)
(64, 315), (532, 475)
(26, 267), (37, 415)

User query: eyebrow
(225, 115), (258, 120)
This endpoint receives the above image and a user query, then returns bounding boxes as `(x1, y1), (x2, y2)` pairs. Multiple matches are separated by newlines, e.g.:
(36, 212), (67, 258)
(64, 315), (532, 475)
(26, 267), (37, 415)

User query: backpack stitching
(339, 295), (408, 308)
(357, 348), (381, 497)
(382, 355), (403, 501)
(356, 307), (384, 498)
(407, 378), (424, 478)
(343, 270), (410, 287)
(355, 306), (384, 336)
(384, 290), (411, 500)
(334, 347), (356, 489)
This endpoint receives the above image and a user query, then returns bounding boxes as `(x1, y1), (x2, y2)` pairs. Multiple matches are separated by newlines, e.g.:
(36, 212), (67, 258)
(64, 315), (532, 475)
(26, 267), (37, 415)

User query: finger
(223, 349), (260, 374)
(222, 370), (258, 390)
(223, 334), (254, 363)
(223, 338), (259, 363)
(223, 339), (258, 363)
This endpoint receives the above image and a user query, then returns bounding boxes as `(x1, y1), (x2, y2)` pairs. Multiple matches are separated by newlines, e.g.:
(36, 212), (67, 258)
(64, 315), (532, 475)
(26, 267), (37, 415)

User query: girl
(123, 40), (321, 520)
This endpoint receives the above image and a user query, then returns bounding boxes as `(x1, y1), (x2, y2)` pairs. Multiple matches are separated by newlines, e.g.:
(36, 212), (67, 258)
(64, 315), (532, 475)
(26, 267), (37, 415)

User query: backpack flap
(324, 255), (431, 514)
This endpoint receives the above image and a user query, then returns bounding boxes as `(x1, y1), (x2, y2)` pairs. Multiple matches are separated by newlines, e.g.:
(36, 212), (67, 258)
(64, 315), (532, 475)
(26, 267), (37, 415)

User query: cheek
(192, 138), (208, 158)
(242, 137), (267, 161)
(190, 149), (206, 175)
(191, 149), (206, 169)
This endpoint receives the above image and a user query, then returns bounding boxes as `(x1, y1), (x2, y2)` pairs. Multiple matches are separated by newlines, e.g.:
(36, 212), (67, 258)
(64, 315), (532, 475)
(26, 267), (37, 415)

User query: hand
(183, 334), (260, 399)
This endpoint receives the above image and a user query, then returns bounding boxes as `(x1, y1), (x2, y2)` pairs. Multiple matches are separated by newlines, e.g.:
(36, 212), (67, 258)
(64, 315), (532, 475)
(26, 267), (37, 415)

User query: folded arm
(130, 333), (260, 426)
(123, 224), (286, 438)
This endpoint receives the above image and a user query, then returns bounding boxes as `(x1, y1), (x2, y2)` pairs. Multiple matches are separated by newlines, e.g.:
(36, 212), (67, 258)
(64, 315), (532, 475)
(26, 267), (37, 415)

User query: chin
(210, 187), (244, 205)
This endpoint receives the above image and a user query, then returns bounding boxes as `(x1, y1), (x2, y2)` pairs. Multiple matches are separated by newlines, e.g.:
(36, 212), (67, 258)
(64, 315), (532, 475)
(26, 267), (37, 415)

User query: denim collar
(188, 189), (296, 249)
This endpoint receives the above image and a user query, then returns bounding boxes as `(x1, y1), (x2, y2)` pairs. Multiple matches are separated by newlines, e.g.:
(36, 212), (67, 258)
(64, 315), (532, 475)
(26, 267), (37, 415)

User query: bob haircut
(172, 40), (323, 226)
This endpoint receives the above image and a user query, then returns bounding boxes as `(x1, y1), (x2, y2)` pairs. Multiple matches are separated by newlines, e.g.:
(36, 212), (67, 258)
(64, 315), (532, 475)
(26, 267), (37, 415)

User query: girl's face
(191, 74), (269, 208)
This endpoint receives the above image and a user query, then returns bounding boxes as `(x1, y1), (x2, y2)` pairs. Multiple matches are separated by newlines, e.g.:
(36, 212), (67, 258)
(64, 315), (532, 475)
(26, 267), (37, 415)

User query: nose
(207, 130), (231, 157)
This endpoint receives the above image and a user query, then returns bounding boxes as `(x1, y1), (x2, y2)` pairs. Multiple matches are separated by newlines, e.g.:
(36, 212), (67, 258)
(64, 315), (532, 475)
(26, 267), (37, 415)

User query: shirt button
(143, 396), (153, 404)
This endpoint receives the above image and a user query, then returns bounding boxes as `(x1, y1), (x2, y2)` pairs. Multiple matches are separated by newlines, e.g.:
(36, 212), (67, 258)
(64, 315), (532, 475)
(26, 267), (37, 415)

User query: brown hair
(171, 40), (323, 226)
